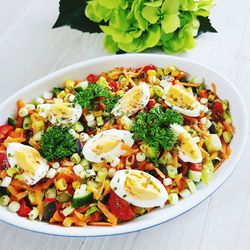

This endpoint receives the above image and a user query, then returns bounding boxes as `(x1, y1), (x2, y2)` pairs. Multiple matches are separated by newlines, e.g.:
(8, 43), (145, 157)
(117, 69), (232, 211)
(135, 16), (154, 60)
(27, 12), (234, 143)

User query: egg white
(7, 143), (49, 185)
(112, 83), (150, 117)
(164, 84), (205, 117)
(171, 124), (202, 163)
(110, 170), (168, 208)
(37, 103), (82, 125)
(82, 129), (134, 163)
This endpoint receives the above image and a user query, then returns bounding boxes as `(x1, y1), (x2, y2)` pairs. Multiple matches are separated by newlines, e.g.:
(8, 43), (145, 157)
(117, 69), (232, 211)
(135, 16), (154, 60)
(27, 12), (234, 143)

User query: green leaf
(104, 35), (120, 53)
(197, 16), (217, 36)
(142, 6), (160, 24)
(144, 0), (163, 7)
(53, 0), (102, 33)
(161, 14), (180, 33)
(162, 0), (180, 14)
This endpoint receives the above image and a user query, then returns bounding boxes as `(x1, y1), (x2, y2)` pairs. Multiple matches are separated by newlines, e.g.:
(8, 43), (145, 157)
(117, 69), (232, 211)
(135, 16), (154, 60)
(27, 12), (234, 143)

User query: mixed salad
(0, 65), (234, 227)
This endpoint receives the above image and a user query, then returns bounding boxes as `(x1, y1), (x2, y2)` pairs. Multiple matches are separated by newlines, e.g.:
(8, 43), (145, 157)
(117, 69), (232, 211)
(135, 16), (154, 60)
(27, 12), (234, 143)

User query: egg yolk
(15, 148), (42, 176)
(119, 87), (144, 111)
(51, 103), (74, 119)
(124, 172), (161, 200)
(165, 85), (196, 108)
(178, 134), (200, 159)
(90, 135), (120, 154)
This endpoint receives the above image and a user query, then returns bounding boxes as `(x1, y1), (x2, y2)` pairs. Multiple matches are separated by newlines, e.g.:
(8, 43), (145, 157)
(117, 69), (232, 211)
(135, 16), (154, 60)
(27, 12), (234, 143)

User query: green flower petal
(142, 6), (160, 24)
(145, 0), (163, 7)
(98, 0), (121, 9)
(104, 35), (120, 53)
(162, 0), (180, 14)
(161, 14), (180, 33)
(85, 1), (111, 22)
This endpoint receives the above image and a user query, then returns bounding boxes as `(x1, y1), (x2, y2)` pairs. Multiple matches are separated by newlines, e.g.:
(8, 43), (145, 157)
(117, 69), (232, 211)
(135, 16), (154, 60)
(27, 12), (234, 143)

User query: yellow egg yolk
(178, 134), (201, 160)
(165, 85), (196, 108)
(15, 147), (43, 176)
(51, 103), (74, 119)
(124, 172), (161, 200)
(90, 135), (120, 155)
(119, 87), (144, 111)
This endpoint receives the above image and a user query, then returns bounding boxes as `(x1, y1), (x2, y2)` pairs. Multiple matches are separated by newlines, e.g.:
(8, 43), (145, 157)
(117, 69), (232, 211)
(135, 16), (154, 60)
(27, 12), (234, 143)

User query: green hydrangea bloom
(85, 0), (214, 53)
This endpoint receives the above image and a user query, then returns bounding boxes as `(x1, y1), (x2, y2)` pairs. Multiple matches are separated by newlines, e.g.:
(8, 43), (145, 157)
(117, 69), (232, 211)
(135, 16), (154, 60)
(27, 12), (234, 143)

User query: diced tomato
(17, 199), (32, 217)
(98, 102), (106, 111)
(0, 125), (14, 141)
(212, 99), (223, 122)
(86, 74), (99, 83)
(87, 211), (102, 223)
(143, 65), (156, 73)
(109, 81), (119, 92)
(199, 90), (208, 98)
(190, 163), (203, 172)
(0, 153), (9, 171)
(108, 191), (135, 221)
(147, 99), (157, 109)
(44, 198), (56, 203)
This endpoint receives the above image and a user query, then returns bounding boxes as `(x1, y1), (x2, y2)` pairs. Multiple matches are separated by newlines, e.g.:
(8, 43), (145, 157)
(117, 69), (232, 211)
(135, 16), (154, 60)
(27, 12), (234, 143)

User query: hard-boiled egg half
(37, 103), (82, 125)
(112, 83), (150, 117)
(7, 143), (49, 185)
(163, 84), (205, 117)
(171, 124), (202, 163)
(110, 170), (168, 208)
(82, 129), (134, 163)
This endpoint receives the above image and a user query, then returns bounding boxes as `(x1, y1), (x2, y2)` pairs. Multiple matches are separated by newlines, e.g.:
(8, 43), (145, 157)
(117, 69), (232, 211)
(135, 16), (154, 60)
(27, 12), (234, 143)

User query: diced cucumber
(62, 206), (75, 217)
(188, 170), (202, 182)
(23, 116), (32, 130)
(72, 188), (93, 208)
(28, 192), (37, 205)
(73, 121), (84, 133)
(223, 131), (233, 143)
(159, 151), (173, 165)
(201, 161), (214, 185)
(85, 206), (99, 217)
(187, 179), (196, 193)
(45, 187), (57, 199)
(96, 116), (104, 126)
(167, 165), (178, 178)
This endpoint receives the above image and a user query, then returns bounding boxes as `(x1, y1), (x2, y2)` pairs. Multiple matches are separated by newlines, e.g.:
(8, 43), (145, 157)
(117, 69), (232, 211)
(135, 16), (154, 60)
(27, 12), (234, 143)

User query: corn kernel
(57, 91), (67, 99)
(147, 70), (156, 76)
(72, 181), (81, 190)
(55, 178), (67, 191)
(65, 80), (75, 89)
(116, 90), (124, 96)
(171, 69), (180, 77)
(150, 88), (155, 98)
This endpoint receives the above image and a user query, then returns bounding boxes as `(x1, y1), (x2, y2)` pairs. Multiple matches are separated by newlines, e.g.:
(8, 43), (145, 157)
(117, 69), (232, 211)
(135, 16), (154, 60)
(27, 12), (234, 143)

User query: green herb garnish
(131, 106), (183, 152)
(40, 126), (77, 161)
(73, 84), (119, 112)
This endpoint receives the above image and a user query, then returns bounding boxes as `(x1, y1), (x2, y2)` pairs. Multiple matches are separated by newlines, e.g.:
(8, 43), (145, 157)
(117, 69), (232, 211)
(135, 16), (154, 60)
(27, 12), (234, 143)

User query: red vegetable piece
(143, 65), (156, 73)
(190, 163), (203, 172)
(0, 124), (14, 141)
(17, 199), (32, 217)
(0, 153), (9, 170)
(212, 99), (223, 122)
(109, 81), (119, 92)
(86, 74), (99, 83)
(108, 191), (135, 221)
(147, 99), (157, 109)
(44, 198), (56, 203)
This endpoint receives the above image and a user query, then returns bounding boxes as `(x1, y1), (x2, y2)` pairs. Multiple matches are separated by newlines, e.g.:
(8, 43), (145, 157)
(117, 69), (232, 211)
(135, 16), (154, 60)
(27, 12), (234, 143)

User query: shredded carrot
(223, 122), (235, 133)
(88, 222), (113, 227)
(11, 179), (31, 191)
(154, 167), (165, 179)
(3, 136), (26, 147)
(41, 178), (54, 190)
(16, 116), (24, 128)
(214, 159), (225, 171)
(7, 185), (18, 196)
(15, 191), (28, 201)
(17, 99), (25, 110)
(97, 201), (118, 226)
(212, 83), (217, 94)
(35, 188), (44, 220)
(50, 211), (64, 223)
(180, 82), (202, 87)
(121, 143), (138, 155)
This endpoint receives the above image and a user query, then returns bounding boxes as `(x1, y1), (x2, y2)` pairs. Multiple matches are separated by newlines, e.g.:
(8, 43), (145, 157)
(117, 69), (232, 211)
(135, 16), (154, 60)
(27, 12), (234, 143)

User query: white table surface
(0, 0), (250, 249)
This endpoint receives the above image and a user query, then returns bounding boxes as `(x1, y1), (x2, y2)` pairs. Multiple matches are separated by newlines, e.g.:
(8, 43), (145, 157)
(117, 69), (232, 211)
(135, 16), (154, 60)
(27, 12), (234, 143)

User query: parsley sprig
(73, 84), (119, 112)
(131, 106), (183, 152)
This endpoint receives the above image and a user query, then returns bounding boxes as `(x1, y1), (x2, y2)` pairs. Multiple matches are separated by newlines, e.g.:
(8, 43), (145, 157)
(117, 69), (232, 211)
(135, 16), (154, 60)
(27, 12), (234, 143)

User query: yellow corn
(55, 178), (67, 191)
(116, 90), (124, 96)
(65, 80), (75, 89)
(72, 181), (81, 190)
(57, 91), (67, 99)
(147, 70), (156, 76)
